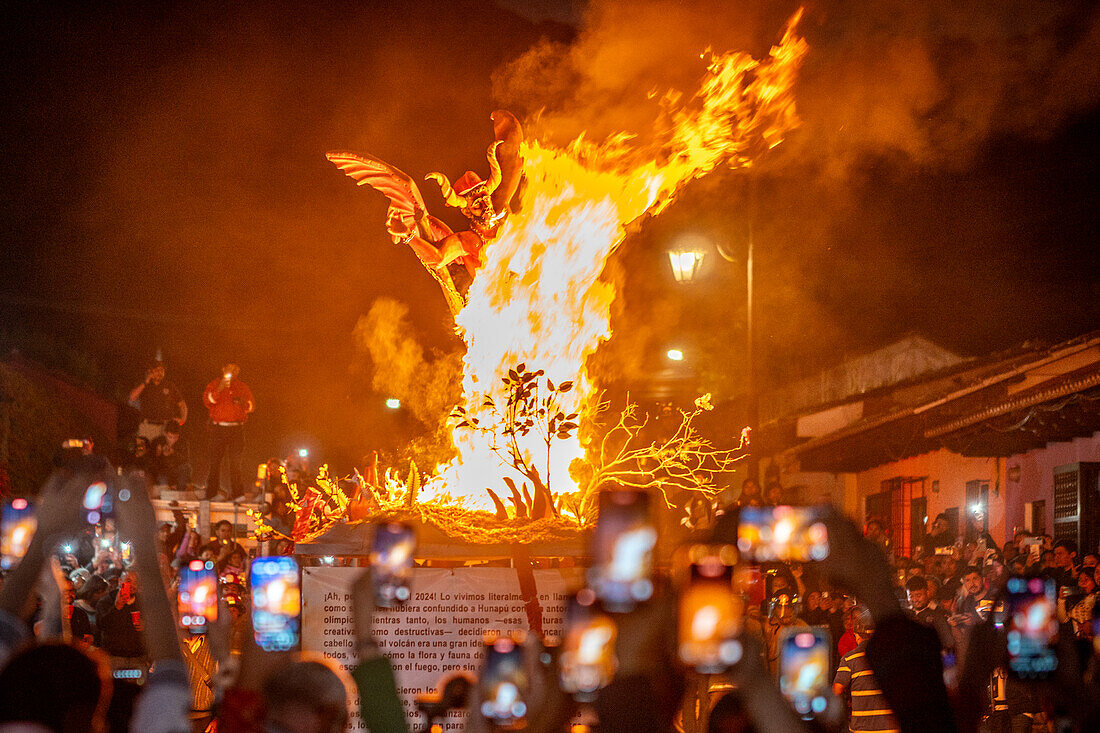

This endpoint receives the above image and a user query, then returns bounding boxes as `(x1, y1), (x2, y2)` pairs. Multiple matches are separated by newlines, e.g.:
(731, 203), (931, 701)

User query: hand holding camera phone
(559, 590), (618, 701)
(479, 633), (529, 730)
(251, 556), (301, 651)
(737, 505), (830, 563)
(677, 549), (744, 673)
(1003, 575), (1058, 679)
(588, 489), (658, 611)
(778, 627), (832, 717)
(179, 560), (219, 634)
(369, 521), (416, 607)
(1, 498), (37, 571)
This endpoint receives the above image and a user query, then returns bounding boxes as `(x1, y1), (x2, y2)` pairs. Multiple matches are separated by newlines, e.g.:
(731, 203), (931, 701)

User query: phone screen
(479, 635), (528, 729)
(369, 522), (416, 607)
(1, 498), (37, 570)
(779, 627), (831, 717)
(559, 592), (618, 701)
(589, 489), (657, 611)
(736, 564), (766, 607)
(179, 560), (219, 634)
(1004, 576), (1058, 679)
(737, 506), (829, 562)
(678, 556), (744, 672)
(82, 480), (114, 525)
(251, 556), (301, 651)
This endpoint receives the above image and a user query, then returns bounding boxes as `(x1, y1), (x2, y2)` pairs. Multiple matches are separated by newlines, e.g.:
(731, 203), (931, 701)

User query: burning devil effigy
(253, 10), (807, 556)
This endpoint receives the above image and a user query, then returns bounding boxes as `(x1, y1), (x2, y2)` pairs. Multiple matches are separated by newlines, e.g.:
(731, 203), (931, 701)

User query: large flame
(422, 11), (807, 510)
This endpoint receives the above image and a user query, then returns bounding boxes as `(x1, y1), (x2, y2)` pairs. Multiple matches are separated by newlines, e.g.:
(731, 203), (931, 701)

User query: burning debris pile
(286, 11), (809, 544)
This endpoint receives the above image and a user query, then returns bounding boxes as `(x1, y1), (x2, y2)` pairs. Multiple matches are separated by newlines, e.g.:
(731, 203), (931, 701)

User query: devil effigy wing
(325, 151), (453, 242)
(326, 151), (466, 316)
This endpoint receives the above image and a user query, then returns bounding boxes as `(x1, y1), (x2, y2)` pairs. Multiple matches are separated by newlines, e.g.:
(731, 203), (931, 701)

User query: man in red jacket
(203, 363), (255, 501)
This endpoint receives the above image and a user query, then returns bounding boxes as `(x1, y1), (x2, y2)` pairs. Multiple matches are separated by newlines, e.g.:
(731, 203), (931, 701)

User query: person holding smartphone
(203, 363), (255, 502)
(128, 360), (188, 443)
(96, 570), (145, 665)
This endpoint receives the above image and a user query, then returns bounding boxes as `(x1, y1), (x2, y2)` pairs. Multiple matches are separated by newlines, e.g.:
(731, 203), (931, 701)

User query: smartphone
(251, 556), (301, 651)
(179, 560), (219, 634)
(1004, 575), (1058, 679)
(559, 591), (618, 701)
(778, 627), (831, 717)
(588, 489), (658, 611)
(82, 479), (114, 525)
(119, 576), (136, 605)
(736, 564), (766, 607)
(369, 522), (416, 607)
(736, 505), (829, 562)
(678, 555), (744, 673)
(1, 498), (37, 570)
(479, 634), (528, 729)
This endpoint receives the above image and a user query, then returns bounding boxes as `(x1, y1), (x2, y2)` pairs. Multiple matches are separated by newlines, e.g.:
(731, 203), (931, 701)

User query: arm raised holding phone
(115, 469), (192, 733)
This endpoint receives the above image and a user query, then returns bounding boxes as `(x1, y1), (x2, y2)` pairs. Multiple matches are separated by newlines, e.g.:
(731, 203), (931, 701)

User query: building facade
(761, 332), (1100, 556)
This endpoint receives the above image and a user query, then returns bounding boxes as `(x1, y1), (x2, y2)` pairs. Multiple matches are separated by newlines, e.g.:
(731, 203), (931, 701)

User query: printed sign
(302, 567), (571, 731)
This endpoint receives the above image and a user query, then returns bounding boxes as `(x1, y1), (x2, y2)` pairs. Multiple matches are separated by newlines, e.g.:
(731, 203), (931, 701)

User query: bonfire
(255, 11), (807, 546)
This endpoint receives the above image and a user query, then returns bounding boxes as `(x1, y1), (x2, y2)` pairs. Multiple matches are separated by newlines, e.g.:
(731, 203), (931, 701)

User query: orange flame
(422, 11), (807, 510)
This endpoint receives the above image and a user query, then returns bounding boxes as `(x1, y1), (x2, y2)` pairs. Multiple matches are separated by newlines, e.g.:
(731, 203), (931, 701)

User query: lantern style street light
(385, 397), (401, 409)
(667, 248), (705, 283)
(667, 215), (758, 481)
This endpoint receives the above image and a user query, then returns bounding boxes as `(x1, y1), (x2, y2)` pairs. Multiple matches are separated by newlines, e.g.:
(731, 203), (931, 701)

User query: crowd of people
(3, 448), (1100, 733)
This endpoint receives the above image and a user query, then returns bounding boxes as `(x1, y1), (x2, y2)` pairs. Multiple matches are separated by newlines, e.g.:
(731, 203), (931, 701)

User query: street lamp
(385, 397), (401, 410)
(667, 205), (757, 480)
(667, 234), (709, 282)
(666, 348), (684, 362)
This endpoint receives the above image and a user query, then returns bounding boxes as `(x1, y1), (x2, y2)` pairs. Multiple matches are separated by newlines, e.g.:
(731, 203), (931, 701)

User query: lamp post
(668, 213), (758, 482)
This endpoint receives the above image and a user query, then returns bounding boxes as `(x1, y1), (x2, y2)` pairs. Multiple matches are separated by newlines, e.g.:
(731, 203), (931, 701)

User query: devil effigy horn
(425, 172), (468, 208)
(485, 141), (503, 195)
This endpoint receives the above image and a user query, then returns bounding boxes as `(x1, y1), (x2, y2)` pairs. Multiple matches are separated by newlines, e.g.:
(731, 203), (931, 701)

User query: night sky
(1, 1), (1097, 472)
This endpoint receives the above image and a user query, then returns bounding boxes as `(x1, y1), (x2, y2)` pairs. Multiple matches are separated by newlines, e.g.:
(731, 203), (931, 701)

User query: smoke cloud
(352, 297), (461, 464)
(496, 0), (1100, 172)
(492, 0), (1100, 398)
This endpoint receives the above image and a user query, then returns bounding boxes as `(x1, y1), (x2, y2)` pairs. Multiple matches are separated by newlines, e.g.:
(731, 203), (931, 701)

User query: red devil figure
(327, 111), (525, 315)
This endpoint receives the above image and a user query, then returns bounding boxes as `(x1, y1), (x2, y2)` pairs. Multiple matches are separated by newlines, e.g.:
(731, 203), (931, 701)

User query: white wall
(1006, 432), (1100, 539)
(854, 449), (1005, 547)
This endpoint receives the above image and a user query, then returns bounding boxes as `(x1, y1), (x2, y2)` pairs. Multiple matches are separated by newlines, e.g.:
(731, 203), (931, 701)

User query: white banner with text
(302, 567), (570, 732)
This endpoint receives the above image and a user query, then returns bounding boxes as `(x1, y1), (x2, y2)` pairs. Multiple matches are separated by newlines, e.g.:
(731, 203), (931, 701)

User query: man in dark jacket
(906, 575), (955, 653)
(96, 570), (145, 663)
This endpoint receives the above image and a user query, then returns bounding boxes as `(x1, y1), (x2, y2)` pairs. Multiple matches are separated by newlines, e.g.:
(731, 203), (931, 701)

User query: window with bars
(865, 477), (927, 557)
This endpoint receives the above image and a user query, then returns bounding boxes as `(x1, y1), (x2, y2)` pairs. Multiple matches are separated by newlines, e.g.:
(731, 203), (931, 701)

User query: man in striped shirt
(833, 611), (900, 733)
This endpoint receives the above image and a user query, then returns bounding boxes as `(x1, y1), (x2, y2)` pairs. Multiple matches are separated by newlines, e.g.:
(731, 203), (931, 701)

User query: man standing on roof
(203, 363), (254, 502)
(128, 360), (187, 443)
